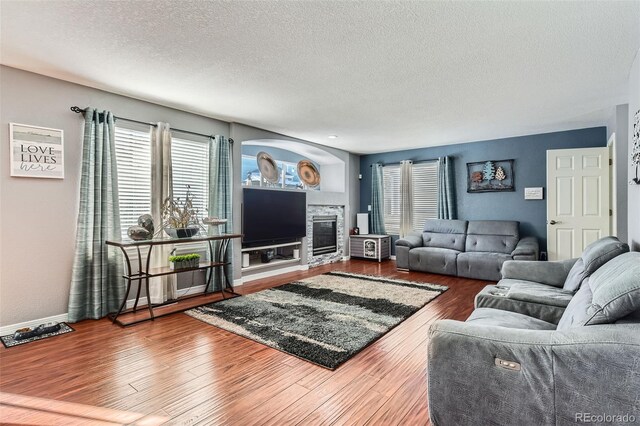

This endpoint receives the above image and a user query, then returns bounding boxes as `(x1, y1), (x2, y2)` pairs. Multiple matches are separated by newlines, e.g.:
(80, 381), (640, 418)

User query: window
(114, 126), (209, 239)
(114, 127), (151, 239)
(412, 162), (439, 231)
(172, 136), (209, 219)
(241, 154), (304, 189)
(382, 161), (439, 235)
(382, 165), (401, 235)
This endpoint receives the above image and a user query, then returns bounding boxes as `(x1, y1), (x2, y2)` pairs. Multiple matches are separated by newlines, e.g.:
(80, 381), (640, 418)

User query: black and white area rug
(1, 323), (74, 348)
(186, 272), (448, 369)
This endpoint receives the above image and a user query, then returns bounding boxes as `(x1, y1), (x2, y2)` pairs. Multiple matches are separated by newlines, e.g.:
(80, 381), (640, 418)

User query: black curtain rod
(70, 106), (233, 143)
(370, 158), (440, 167)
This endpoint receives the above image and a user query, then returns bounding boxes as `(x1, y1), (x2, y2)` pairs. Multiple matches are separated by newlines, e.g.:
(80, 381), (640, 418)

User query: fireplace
(312, 215), (337, 256)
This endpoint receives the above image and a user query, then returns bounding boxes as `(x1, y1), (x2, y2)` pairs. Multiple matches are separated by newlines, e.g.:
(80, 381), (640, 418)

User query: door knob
(549, 220), (560, 225)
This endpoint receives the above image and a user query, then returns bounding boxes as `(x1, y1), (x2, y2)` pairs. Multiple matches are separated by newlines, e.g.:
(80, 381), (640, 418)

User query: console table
(106, 233), (242, 325)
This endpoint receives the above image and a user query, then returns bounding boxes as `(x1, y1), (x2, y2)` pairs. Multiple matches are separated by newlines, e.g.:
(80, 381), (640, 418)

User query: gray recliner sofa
(396, 219), (539, 281)
(427, 251), (640, 426)
(475, 236), (630, 323)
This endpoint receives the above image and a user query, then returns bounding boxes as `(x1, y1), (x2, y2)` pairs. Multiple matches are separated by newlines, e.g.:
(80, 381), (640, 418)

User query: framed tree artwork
(467, 159), (514, 193)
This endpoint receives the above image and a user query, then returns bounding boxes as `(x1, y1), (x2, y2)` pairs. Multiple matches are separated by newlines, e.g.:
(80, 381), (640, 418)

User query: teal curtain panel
(371, 163), (386, 235)
(208, 135), (234, 290)
(437, 156), (456, 220)
(68, 108), (124, 322)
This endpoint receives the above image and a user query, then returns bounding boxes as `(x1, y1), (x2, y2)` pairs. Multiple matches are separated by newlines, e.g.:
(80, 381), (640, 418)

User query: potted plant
(169, 253), (201, 270)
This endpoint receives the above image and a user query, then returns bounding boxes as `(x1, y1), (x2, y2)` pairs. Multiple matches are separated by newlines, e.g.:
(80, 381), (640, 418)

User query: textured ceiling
(1, 1), (639, 154)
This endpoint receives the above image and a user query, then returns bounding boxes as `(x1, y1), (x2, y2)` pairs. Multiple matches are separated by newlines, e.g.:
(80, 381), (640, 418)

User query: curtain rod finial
(70, 106), (83, 113)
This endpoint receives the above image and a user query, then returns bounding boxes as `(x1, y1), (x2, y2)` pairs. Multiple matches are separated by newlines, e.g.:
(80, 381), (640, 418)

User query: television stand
(241, 241), (303, 273)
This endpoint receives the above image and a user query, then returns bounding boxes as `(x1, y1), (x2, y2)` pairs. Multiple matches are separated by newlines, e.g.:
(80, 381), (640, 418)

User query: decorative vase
(164, 226), (199, 238)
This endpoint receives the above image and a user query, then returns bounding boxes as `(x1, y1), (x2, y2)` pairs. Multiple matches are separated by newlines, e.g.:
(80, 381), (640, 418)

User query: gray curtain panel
(208, 135), (233, 290)
(437, 156), (456, 220)
(68, 108), (124, 322)
(371, 163), (387, 235)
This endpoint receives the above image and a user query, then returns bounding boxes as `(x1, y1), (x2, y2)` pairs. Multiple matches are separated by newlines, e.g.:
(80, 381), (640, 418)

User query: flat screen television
(242, 188), (307, 246)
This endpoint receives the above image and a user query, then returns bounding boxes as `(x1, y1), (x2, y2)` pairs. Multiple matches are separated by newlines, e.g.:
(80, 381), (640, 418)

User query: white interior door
(547, 147), (610, 260)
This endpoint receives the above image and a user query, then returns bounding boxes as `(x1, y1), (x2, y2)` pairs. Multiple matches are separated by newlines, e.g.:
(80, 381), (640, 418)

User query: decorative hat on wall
(297, 160), (321, 188)
(256, 151), (279, 183)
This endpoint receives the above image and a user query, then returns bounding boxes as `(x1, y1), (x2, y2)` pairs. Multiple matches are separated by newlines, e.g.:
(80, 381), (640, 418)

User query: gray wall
(0, 66), (229, 326)
(241, 145), (311, 165)
(606, 104), (629, 242)
(628, 49), (640, 251)
(359, 127), (607, 253)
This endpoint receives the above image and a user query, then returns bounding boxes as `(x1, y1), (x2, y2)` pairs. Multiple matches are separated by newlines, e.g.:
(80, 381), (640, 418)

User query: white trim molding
(0, 313), (69, 336)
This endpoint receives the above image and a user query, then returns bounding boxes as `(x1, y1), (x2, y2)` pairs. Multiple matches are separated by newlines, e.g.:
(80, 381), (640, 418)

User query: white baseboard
(390, 255), (397, 260)
(0, 278), (245, 334)
(0, 313), (69, 336)
(240, 264), (309, 283)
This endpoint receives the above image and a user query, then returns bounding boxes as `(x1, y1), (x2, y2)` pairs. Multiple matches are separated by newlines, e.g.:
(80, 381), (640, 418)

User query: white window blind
(412, 161), (439, 232)
(383, 165), (401, 235)
(114, 127), (151, 239)
(171, 137), (209, 219)
(114, 127), (210, 240)
(382, 161), (439, 235)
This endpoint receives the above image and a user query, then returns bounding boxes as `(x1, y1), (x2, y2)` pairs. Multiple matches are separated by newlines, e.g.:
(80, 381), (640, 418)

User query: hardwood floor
(0, 259), (488, 425)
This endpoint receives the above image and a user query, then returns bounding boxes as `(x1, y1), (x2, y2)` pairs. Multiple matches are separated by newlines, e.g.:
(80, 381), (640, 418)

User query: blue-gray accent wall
(359, 127), (607, 253)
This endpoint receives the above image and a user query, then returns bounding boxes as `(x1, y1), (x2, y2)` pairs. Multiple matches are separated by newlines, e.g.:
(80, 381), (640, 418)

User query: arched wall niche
(242, 138), (346, 192)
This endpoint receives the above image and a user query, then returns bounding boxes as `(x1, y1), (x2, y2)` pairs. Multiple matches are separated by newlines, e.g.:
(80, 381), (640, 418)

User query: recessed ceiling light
(328, 135), (338, 139)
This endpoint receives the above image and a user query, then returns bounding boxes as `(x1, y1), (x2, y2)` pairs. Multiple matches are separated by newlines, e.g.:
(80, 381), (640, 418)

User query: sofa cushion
(585, 252), (640, 324)
(466, 307), (556, 330)
(465, 221), (519, 254)
(409, 247), (459, 276)
(475, 283), (567, 324)
(556, 278), (594, 329)
(422, 219), (468, 251)
(557, 252), (640, 329)
(505, 281), (574, 308)
(562, 236), (630, 291)
(457, 252), (512, 281)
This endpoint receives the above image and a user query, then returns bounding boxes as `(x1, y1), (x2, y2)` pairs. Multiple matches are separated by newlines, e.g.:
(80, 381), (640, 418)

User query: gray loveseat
(396, 219), (539, 281)
(427, 250), (640, 426)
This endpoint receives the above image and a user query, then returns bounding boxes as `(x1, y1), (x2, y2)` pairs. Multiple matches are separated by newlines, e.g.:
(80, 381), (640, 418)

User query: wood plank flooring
(0, 259), (488, 425)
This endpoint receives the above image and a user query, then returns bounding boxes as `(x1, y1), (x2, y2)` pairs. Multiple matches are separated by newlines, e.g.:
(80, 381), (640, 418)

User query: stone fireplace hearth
(307, 205), (345, 267)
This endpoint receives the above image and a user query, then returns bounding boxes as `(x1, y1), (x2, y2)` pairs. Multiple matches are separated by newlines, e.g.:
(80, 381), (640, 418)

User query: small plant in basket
(168, 253), (201, 270)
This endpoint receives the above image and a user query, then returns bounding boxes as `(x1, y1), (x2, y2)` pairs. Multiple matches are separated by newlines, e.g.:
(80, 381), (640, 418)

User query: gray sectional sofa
(427, 238), (640, 426)
(475, 236), (630, 323)
(396, 219), (539, 281)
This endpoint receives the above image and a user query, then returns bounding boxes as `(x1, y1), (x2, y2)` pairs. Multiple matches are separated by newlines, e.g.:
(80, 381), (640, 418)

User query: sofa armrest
(500, 258), (577, 287)
(511, 236), (539, 260)
(395, 233), (422, 249)
(428, 320), (640, 426)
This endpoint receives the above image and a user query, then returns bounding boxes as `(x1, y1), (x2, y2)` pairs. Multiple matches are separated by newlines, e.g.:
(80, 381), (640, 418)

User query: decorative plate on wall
(257, 151), (279, 183)
(297, 160), (321, 187)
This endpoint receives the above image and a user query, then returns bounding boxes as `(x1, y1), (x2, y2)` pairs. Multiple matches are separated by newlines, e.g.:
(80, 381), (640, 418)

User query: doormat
(1, 323), (74, 348)
(186, 272), (448, 369)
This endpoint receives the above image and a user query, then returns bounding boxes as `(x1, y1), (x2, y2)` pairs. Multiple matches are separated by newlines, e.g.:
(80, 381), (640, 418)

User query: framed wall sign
(467, 159), (515, 193)
(10, 123), (64, 179)
(524, 187), (544, 200)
